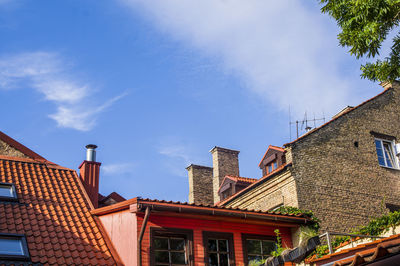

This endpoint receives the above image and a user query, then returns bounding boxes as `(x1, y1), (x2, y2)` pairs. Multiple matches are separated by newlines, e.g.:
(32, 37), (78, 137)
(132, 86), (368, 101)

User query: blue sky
(0, 0), (384, 201)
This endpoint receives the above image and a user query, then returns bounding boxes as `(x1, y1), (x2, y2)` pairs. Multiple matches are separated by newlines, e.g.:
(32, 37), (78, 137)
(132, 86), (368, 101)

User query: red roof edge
(0, 130), (56, 164)
(284, 87), (391, 147)
(258, 145), (285, 168)
(217, 163), (291, 206)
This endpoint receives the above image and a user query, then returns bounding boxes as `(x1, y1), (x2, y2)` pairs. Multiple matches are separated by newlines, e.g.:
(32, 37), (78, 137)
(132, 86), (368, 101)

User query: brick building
(188, 81), (400, 232)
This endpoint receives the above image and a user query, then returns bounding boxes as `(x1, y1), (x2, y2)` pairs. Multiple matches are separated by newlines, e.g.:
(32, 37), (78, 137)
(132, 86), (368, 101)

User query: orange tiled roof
(225, 175), (258, 184)
(310, 233), (400, 266)
(0, 155), (118, 265)
(216, 175), (258, 193)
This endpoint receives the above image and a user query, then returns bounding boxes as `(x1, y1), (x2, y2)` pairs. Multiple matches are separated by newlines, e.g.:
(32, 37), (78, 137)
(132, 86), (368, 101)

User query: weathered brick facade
(187, 147), (240, 205)
(0, 139), (29, 158)
(222, 82), (400, 232)
(211, 146), (240, 204)
(187, 164), (214, 205)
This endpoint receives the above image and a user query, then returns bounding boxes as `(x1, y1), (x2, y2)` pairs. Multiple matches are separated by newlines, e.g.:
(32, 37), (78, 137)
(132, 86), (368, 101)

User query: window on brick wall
(375, 139), (398, 169)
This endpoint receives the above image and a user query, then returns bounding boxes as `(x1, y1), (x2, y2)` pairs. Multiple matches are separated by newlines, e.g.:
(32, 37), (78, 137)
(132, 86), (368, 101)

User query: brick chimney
(79, 144), (101, 208)
(186, 164), (213, 205)
(210, 147), (240, 204)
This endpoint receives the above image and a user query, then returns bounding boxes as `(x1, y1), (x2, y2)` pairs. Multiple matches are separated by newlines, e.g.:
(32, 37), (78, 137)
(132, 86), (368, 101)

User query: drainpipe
(138, 207), (151, 266)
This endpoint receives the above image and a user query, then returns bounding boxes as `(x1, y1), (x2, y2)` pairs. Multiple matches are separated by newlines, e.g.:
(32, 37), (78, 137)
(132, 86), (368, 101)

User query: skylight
(0, 234), (29, 259)
(0, 183), (17, 200)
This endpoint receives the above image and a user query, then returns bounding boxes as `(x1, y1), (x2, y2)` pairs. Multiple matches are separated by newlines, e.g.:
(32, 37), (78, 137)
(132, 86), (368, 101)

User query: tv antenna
(289, 107), (325, 141)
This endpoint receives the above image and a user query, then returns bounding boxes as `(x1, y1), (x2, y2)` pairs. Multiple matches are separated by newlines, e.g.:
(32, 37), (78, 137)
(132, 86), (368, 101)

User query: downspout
(138, 206), (151, 266)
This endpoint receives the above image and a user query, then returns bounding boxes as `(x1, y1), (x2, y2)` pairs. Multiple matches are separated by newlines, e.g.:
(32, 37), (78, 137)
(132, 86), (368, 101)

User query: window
(0, 234), (29, 260)
(386, 203), (400, 213)
(0, 183), (17, 201)
(242, 234), (276, 265)
(151, 228), (193, 266)
(203, 232), (234, 266)
(375, 139), (398, 168)
(273, 162), (277, 170)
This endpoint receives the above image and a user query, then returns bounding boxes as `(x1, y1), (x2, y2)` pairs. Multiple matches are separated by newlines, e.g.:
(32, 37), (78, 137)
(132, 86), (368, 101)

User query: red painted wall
(138, 213), (294, 266)
(99, 210), (138, 266)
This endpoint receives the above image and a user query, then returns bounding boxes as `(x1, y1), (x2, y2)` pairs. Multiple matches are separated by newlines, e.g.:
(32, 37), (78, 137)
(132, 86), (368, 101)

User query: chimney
(186, 164), (213, 205)
(79, 144), (101, 208)
(210, 147), (240, 204)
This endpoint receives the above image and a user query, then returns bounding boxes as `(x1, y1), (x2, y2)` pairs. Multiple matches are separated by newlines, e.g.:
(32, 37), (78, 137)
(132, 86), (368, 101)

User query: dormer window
(0, 183), (17, 201)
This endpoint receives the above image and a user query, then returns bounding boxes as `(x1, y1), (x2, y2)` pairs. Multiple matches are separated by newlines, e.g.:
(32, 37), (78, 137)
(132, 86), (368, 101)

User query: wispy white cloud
(158, 141), (203, 177)
(102, 162), (136, 175)
(120, 0), (372, 116)
(0, 52), (125, 131)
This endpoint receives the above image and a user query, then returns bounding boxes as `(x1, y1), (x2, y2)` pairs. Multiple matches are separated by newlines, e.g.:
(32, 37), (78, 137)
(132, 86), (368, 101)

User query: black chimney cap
(86, 144), (98, 149)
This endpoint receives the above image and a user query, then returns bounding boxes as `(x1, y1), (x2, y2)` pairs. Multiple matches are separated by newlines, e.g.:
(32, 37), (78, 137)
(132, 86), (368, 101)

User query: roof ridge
(0, 131), (47, 161)
(0, 154), (67, 169)
(284, 87), (390, 147)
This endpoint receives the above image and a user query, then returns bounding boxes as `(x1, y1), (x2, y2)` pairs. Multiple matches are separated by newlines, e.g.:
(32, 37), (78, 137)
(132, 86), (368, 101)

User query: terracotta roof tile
(0, 155), (116, 265)
(311, 233), (400, 266)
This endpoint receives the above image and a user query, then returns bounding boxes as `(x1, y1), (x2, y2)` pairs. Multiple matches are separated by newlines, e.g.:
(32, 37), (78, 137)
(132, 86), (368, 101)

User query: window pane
(155, 251), (170, 263)
(208, 239), (217, 252)
(0, 185), (13, 198)
(171, 251), (186, 264)
(268, 165), (272, 173)
(247, 240), (261, 254)
(219, 253), (229, 266)
(170, 238), (185, 251)
(154, 237), (169, 250)
(209, 253), (218, 266)
(383, 142), (395, 167)
(0, 238), (24, 256)
(273, 162), (277, 169)
(262, 240), (276, 255)
(218, 240), (228, 252)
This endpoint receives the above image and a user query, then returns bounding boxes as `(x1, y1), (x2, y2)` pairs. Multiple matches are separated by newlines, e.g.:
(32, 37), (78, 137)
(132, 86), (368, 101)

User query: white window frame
(375, 138), (399, 169)
(0, 182), (18, 201)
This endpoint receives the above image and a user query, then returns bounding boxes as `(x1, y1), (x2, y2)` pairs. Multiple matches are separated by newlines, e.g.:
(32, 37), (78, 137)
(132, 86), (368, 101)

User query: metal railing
(319, 231), (385, 254)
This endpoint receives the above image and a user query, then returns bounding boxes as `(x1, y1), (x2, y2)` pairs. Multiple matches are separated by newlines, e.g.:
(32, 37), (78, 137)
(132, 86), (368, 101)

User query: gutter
(136, 201), (309, 225)
(137, 206), (150, 266)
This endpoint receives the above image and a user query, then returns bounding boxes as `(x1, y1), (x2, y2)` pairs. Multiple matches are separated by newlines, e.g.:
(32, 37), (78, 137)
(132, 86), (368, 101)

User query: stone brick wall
(224, 168), (299, 211)
(0, 139), (28, 158)
(290, 83), (400, 232)
(187, 164), (214, 205)
(211, 147), (240, 204)
(221, 83), (400, 233)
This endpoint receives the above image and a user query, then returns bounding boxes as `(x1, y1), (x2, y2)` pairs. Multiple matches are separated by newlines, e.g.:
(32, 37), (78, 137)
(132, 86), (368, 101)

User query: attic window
(0, 183), (17, 201)
(375, 139), (398, 169)
(0, 234), (29, 260)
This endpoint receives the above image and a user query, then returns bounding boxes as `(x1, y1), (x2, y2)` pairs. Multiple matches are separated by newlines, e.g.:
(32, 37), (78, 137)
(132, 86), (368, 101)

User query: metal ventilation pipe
(86, 144), (98, 162)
